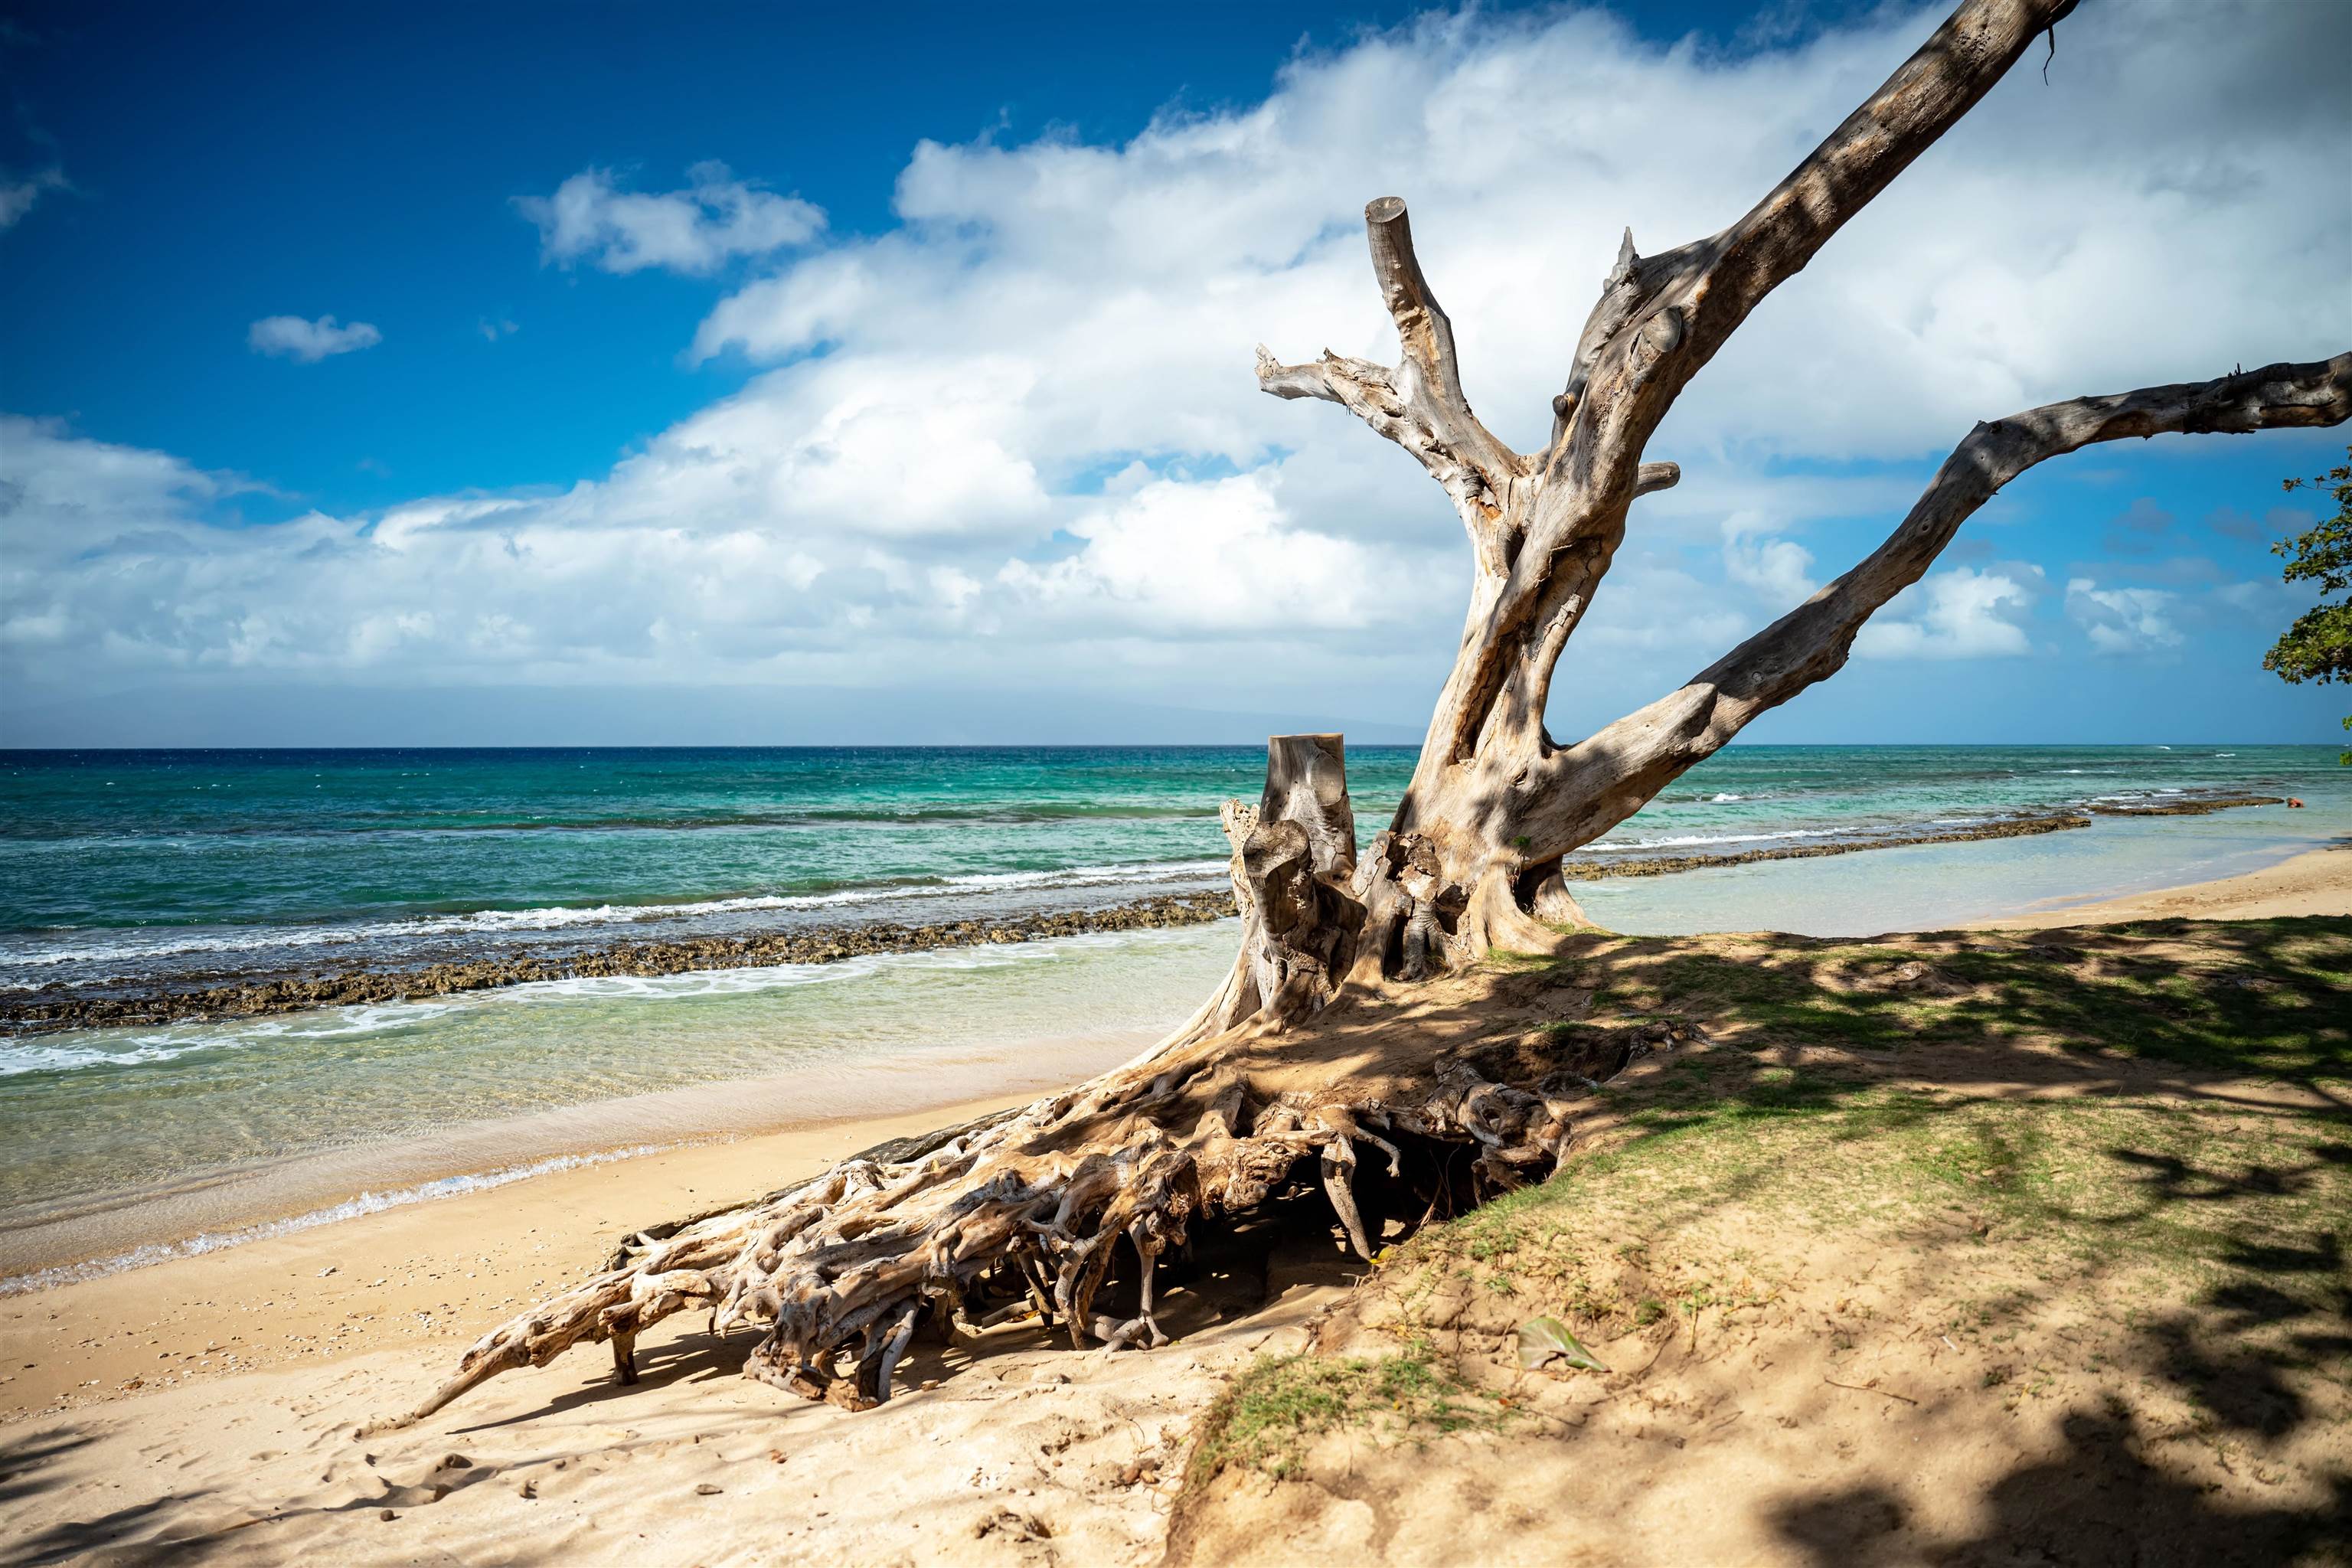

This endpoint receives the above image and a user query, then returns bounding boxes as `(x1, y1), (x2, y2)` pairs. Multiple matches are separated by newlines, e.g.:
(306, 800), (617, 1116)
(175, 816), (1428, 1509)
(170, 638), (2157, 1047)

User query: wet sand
(0, 1093), (1041, 1425)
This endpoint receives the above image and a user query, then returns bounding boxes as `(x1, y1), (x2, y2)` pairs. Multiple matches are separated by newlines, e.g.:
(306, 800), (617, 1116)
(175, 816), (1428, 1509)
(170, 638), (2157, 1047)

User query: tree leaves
(2265, 444), (2352, 761)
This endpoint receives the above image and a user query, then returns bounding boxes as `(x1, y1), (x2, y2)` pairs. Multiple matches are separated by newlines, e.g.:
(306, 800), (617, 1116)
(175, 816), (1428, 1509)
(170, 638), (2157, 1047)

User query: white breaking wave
(0, 858), (1233, 974)
(0, 1001), (468, 1076)
(0, 1145), (663, 1297)
(1708, 792), (1743, 802)
(1590, 826), (1850, 851)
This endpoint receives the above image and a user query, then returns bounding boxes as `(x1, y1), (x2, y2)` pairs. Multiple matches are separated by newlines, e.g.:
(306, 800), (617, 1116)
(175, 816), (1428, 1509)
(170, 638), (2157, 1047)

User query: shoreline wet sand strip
(0, 799), (2293, 1035)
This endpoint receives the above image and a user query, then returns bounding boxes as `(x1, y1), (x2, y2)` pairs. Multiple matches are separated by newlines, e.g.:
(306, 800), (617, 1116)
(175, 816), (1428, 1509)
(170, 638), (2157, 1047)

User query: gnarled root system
(361, 1009), (1578, 1435)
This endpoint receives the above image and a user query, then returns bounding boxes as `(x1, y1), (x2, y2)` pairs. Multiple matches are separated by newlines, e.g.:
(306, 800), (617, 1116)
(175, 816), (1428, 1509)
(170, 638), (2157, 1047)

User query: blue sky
(2, 0), (2347, 746)
(1, 0), (1850, 509)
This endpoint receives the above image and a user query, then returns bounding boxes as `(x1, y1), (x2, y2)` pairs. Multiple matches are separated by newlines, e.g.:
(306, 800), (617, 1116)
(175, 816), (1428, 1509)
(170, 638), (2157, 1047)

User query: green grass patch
(1380, 1075), (2350, 1368)
(1200, 920), (2351, 1481)
(1190, 1346), (1511, 1480)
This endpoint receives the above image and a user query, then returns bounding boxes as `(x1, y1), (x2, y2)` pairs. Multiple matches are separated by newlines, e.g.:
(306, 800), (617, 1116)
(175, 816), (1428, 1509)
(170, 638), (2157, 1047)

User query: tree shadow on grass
(1542, 914), (2351, 1086)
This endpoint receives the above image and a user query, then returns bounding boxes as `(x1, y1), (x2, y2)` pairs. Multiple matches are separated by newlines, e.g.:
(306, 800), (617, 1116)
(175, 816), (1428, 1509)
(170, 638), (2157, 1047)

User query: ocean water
(2, 743), (2345, 1283)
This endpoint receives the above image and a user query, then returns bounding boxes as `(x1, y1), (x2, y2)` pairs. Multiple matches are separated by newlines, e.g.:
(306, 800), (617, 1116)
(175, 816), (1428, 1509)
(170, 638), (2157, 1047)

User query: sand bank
(0, 1086), (1348, 1566)
(1969, 838), (2350, 926)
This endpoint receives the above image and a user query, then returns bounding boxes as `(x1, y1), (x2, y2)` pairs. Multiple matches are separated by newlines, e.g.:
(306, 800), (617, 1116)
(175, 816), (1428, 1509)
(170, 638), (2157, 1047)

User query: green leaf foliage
(2264, 444), (2352, 761)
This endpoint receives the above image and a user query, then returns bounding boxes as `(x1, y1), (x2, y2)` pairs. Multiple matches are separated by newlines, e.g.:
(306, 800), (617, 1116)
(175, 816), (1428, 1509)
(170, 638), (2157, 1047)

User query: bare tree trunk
(361, 740), (1574, 1430)
(377, 0), (2350, 1428)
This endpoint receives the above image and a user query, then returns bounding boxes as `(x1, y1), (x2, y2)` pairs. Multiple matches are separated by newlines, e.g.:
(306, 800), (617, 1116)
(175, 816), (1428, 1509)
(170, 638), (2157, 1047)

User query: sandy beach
(1968, 838), (2350, 925)
(2, 843), (2345, 1565)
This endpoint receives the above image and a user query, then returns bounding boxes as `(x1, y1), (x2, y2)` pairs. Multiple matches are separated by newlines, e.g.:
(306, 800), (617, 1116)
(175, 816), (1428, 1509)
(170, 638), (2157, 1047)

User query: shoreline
(1, 796), (2288, 1037)
(1964, 835), (2349, 926)
(0, 1088), (1048, 1424)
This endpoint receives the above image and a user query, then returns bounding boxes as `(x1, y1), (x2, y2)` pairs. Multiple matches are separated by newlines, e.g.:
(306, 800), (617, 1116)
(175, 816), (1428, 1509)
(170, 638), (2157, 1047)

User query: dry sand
(2, 843), (2345, 1566)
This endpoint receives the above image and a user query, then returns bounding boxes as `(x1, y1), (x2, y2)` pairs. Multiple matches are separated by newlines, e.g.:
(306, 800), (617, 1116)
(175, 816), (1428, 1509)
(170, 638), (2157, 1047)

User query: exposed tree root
(360, 990), (1581, 1435)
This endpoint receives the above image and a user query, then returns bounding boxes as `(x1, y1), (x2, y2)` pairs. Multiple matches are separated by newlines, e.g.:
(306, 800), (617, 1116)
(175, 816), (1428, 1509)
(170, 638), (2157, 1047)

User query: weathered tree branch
(1361, 197), (1523, 496)
(1633, 461), (1681, 498)
(1249, 0), (2233, 979)
(1443, 0), (2089, 769)
(1257, 200), (1529, 571)
(1517, 352), (2352, 857)
(1545, 0), (2086, 508)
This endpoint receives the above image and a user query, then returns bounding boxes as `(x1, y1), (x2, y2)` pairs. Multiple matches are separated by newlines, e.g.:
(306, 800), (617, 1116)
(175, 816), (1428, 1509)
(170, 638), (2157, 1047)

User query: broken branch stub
(1207, 733), (1366, 1034)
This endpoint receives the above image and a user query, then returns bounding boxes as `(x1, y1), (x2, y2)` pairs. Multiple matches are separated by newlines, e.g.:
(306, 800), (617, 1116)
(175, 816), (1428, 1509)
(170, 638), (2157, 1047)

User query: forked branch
(1257, 200), (1527, 570)
(1542, 0), (2089, 510)
(1361, 196), (1522, 494)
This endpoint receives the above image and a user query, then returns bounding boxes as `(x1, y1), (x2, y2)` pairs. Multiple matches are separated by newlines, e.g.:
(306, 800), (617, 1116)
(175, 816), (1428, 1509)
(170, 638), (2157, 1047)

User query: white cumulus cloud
(247, 315), (383, 362)
(2066, 577), (2184, 654)
(519, 161), (825, 276)
(1854, 567), (2040, 659)
(1722, 515), (1821, 606)
(999, 471), (1417, 635)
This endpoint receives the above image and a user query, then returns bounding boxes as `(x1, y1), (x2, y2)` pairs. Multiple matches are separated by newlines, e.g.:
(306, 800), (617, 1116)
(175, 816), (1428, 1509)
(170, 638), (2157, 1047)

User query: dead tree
(371, 0), (2350, 1432)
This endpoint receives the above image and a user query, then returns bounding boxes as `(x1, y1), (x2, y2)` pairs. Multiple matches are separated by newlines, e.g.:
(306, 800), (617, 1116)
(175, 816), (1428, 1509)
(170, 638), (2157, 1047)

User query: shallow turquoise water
(0, 923), (1241, 1281)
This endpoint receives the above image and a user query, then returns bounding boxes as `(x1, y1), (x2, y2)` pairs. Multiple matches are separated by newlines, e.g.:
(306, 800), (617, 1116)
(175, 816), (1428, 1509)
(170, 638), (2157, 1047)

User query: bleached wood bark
(1194, 733), (1364, 1034)
(384, 0), (2350, 1428)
